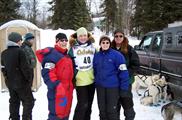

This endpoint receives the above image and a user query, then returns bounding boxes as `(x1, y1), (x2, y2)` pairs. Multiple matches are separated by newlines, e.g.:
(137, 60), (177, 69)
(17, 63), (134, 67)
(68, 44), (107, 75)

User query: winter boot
(9, 115), (20, 120)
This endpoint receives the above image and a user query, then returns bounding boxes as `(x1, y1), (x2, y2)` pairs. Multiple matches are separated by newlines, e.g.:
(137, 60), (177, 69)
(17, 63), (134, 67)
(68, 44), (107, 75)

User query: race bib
(73, 45), (95, 71)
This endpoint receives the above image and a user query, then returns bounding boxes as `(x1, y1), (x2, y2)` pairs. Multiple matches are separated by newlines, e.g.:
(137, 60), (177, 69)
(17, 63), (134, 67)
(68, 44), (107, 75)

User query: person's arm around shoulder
(115, 51), (131, 97)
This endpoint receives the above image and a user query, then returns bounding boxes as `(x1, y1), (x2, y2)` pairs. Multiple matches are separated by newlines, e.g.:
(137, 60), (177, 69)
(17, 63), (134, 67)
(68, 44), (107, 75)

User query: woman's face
(114, 32), (124, 45)
(77, 34), (88, 44)
(56, 38), (68, 49)
(100, 39), (110, 50)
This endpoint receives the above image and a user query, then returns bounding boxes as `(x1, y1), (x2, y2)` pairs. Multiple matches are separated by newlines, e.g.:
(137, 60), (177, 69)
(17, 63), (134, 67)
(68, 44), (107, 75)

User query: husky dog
(143, 76), (168, 106)
(154, 76), (168, 102)
(161, 100), (182, 120)
(134, 74), (161, 96)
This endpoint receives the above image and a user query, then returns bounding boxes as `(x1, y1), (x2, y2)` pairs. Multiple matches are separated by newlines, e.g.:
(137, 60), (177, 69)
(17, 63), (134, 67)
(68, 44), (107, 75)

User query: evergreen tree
(131, 0), (182, 36)
(130, 0), (143, 37)
(0, 0), (21, 24)
(100, 0), (117, 34)
(49, 0), (92, 30)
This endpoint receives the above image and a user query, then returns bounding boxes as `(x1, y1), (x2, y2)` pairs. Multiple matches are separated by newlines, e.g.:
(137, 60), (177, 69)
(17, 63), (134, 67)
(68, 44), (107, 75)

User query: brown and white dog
(134, 74), (161, 96)
(161, 100), (182, 120)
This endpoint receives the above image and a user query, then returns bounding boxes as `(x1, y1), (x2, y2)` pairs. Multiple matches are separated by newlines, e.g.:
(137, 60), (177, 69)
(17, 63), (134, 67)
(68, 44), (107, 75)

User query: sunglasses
(101, 41), (110, 44)
(115, 35), (123, 38)
(59, 39), (68, 42)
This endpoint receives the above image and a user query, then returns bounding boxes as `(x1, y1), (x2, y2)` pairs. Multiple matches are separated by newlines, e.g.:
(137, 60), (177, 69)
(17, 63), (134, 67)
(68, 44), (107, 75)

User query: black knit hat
(55, 33), (67, 42)
(8, 32), (22, 43)
(99, 35), (111, 45)
(24, 33), (35, 41)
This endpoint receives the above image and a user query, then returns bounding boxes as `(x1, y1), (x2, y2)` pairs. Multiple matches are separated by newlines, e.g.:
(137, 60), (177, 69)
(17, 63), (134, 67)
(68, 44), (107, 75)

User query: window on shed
(165, 33), (172, 44)
(177, 31), (182, 45)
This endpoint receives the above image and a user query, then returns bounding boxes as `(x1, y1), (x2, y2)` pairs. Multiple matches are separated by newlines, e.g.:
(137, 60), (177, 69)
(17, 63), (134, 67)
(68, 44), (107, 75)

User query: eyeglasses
(59, 39), (68, 42)
(115, 35), (123, 38)
(101, 41), (110, 44)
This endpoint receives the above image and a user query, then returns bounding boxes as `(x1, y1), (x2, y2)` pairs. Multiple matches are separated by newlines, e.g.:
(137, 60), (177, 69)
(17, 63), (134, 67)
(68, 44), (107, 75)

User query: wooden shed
(0, 20), (41, 91)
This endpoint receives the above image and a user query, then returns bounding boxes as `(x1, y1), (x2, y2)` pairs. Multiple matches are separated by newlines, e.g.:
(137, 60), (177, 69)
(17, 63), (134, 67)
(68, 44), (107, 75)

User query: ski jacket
(68, 33), (96, 86)
(21, 40), (37, 68)
(112, 45), (140, 84)
(93, 48), (129, 91)
(1, 41), (31, 89)
(36, 45), (74, 119)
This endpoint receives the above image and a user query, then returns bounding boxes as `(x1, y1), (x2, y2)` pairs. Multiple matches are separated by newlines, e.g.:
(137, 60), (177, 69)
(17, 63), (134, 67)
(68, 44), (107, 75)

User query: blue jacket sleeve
(41, 67), (60, 90)
(41, 58), (60, 90)
(116, 53), (130, 91)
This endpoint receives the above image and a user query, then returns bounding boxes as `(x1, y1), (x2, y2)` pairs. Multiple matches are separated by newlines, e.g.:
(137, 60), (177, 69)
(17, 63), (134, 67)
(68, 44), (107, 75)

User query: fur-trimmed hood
(69, 32), (95, 47)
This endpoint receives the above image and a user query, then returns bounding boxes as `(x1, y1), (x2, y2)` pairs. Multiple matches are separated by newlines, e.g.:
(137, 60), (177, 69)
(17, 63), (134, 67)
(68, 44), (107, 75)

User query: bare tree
(20, 0), (39, 25)
(37, 6), (50, 28)
(115, 0), (136, 35)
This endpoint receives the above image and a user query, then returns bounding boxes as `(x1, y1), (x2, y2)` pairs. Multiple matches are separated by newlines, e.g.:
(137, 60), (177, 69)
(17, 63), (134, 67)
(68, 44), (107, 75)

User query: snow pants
(8, 86), (35, 120)
(118, 85), (135, 120)
(73, 83), (95, 120)
(96, 86), (120, 120)
(47, 84), (73, 120)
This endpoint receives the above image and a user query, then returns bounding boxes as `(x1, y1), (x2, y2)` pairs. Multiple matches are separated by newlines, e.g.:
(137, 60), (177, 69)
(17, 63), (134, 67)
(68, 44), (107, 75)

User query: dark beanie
(99, 35), (111, 45)
(8, 32), (22, 43)
(55, 33), (67, 42)
(24, 33), (35, 41)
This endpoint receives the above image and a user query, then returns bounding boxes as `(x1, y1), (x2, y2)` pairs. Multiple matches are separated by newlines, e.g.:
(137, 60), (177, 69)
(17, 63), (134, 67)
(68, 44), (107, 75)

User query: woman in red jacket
(36, 33), (74, 120)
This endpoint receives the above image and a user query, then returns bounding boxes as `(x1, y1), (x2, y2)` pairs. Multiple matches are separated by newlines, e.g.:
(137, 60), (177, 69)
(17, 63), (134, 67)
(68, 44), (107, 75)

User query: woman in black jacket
(111, 29), (140, 120)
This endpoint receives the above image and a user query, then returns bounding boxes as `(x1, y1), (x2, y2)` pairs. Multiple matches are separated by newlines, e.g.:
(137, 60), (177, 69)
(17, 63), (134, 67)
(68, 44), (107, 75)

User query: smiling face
(56, 38), (68, 49)
(77, 34), (88, 44)
(114, 32), (124, 45)
(100, 39), (110, 50)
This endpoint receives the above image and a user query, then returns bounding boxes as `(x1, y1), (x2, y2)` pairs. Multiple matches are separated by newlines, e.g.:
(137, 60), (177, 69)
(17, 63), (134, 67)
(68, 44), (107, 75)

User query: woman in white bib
(68, 27), (96, 120)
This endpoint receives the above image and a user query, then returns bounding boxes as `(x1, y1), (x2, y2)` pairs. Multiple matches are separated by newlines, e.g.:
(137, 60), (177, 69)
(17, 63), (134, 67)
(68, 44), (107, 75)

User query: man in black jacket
(22, 33), (36, 87)
(1, 32), (35, 120)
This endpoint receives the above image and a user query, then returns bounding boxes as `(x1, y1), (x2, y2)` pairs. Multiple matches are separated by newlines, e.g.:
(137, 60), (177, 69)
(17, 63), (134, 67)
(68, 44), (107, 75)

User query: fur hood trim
(69, 32), (95, 47)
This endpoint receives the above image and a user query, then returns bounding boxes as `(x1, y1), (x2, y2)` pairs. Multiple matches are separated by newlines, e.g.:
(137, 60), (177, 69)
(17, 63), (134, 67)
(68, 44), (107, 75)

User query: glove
(120, 90), (132, 98)
(56, 83), (65, 97)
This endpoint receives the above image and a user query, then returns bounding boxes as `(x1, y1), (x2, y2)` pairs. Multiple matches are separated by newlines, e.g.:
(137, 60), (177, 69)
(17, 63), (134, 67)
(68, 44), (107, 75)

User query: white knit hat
(76, 27), (88, 36)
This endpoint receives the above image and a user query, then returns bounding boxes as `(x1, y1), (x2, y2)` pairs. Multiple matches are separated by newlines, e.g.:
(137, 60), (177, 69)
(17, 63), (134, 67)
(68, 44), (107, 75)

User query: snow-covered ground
(0, 28), (181, 120)
(2, 82), (181, 120)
